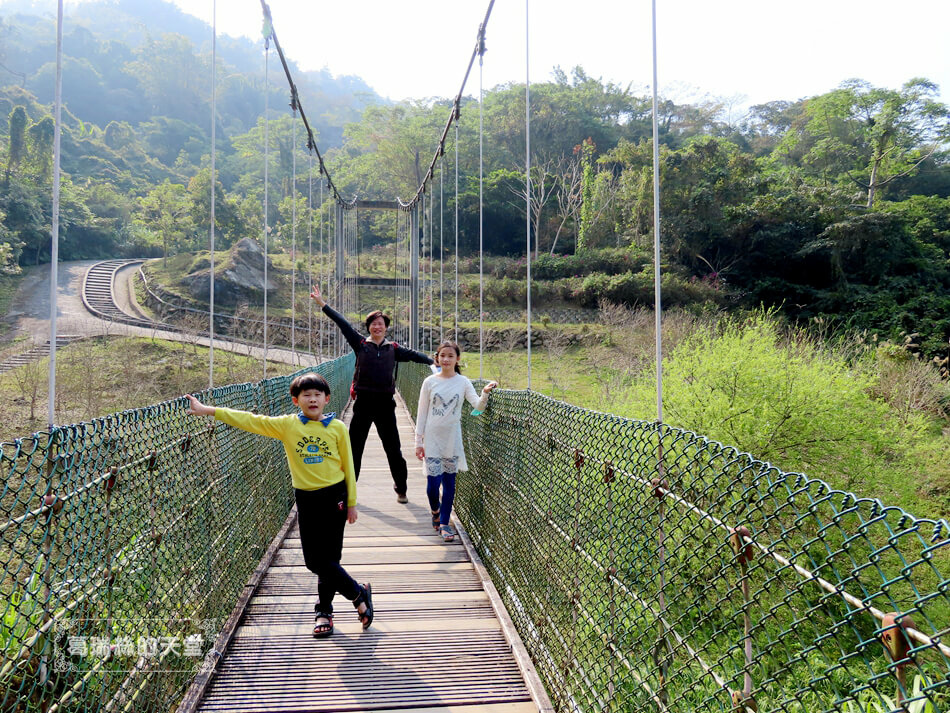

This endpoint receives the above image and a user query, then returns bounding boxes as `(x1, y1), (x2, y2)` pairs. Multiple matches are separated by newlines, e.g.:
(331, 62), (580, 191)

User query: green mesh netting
(0, 353), (354, 713)
(398, 362), (949, 713)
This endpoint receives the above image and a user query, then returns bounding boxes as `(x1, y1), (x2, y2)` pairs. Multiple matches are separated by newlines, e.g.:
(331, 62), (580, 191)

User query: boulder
(181, 237), (278, 304)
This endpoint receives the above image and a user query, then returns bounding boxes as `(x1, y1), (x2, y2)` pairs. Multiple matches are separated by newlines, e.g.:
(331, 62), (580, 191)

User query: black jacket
(323, 304), (433, 395)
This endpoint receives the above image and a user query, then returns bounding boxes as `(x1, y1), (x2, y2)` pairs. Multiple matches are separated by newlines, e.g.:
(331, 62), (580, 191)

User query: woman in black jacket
(311, 286), (433, 502)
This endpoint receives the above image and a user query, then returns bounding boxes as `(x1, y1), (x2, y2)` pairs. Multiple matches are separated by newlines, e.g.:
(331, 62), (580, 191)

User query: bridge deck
(193, 397), (548, 713)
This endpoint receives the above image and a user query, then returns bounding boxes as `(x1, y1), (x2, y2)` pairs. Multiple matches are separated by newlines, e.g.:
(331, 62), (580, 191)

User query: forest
(0, 0), (949, 358)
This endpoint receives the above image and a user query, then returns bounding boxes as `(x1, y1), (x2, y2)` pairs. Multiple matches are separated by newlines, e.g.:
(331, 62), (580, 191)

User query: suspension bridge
(2, 0), (949, 712)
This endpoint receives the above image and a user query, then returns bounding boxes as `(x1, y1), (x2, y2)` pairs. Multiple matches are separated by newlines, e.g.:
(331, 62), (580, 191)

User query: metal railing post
(730, 526), (756, 712)
(604, 461), (617, 713)
(39, 431), (62, 704)
(651, 452), (670, 707)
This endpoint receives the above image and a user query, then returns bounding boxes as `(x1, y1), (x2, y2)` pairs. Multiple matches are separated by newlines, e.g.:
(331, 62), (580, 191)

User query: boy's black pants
(295, 481), (360, 613)
(349, 392), (408, 495)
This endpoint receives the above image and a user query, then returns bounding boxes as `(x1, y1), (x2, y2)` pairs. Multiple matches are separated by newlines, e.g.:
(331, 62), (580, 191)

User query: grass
(0, 335), (295, 443)
(469, 347), (608, 409)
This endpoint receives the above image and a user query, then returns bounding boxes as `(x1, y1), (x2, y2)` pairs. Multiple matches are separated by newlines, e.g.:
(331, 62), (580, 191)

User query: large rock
(182, 237), (279, 304)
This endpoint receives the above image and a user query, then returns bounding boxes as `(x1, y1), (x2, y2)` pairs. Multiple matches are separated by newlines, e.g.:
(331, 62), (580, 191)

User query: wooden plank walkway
(192, 396), (551, 713)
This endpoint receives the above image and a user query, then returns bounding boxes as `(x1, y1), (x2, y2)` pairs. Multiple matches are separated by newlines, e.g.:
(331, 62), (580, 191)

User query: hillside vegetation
(477, 307), (950, 522)
(0, 2), (947, 359)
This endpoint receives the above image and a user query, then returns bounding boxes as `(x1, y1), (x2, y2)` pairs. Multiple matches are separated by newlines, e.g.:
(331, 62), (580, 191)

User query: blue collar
(298, 411), (336, 426)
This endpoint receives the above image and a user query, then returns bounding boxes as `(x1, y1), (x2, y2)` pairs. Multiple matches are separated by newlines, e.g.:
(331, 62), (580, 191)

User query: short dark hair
(290, 373), (331, 398)
(364, 310), (391, 329)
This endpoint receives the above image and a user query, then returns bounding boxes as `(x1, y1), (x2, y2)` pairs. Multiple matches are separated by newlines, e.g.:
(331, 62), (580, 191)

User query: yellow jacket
(214, 408), (357, 505)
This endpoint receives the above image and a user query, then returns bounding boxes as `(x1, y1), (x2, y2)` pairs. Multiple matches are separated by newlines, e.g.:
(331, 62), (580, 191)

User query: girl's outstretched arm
(185, 394), (215, 417)
(465, 380), (498, 412)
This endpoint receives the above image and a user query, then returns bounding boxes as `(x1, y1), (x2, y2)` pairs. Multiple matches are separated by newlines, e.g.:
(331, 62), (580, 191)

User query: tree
(507, 155), (559, 260)
(125, 33), (209, 127)
(187, 167), (248, 249)
(775, 78), (950, 208)
(0, 206), (18, 274)
(0, 177), (45, 264)
(551, 150), (584, 255)
(139, 180), (195, 266)
(5, 105), (27, 185)
(577, 138), (597, 251)
(26, 115), (54, 181)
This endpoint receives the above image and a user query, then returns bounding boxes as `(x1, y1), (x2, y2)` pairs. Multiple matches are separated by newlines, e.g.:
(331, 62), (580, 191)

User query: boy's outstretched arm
(185, 394), (215, 417)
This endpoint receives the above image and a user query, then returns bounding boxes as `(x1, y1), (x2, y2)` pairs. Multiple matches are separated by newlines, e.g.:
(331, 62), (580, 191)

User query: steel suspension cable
(406, 208), (412, 345)
(307, 151), (313, 357)
(404, 1), (496, 208)
(650, 1), (670, 697)
(429, 191), (435, 351)
(48, 0), (63, 430)
(291, 106), (297, 366)
(341, 206), (346, 330)
(262, 0), (492, 349)
(454, 121), (459, 342)
(651, 0), (664, 424)
(439, 161), (444, 341)
(347, 208), (351, 328)
(319, 178), (325, 357)
(393, 211), (399, 336)
(421, 191), (426, 349)
(260, 0), (354, 359)
(429, 188), (434, 351)
(262, 32), (270, 378)
(258, 1), (347, 205)
(524, 0), (532, 389)
(478, 26), (485, 379)
(401, 209), (407, 344)
(208, 0), (217, 389)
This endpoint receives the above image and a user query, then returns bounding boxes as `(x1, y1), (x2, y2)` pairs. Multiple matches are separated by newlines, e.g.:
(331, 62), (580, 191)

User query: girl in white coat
(415, 341), (497, 541)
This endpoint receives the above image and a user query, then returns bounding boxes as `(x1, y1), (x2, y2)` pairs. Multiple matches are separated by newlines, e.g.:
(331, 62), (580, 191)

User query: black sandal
(313, 610), (334, 638)
(353, 583), (374, 630)
(431, 509), (440, 531)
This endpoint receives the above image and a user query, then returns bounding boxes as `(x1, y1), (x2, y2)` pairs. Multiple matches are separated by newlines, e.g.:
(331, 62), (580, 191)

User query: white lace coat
(414, 373), (489, 472)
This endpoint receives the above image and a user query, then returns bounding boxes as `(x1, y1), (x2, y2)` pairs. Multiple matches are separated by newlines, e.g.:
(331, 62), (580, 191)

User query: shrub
(573, 269), (723, 308)
(613, 312), (899, 493)
(486, 248), (651, 280)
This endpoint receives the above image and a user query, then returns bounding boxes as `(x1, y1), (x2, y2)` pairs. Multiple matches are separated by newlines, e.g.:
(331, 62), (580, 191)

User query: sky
(155, 0), (950, 112)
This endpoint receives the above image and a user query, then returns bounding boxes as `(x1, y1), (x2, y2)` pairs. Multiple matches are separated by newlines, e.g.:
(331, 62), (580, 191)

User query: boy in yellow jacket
(185, 373), (372, 638)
